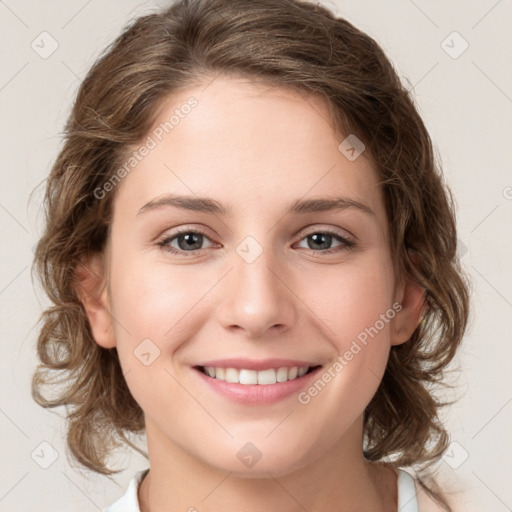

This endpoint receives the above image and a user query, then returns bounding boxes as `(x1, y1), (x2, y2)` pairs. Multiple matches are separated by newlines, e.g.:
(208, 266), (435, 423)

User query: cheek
(108, 253), (197, 410)
(110, 249), (204, 339)
(309, 255), (396, 387)
(312, 256), (395, 339)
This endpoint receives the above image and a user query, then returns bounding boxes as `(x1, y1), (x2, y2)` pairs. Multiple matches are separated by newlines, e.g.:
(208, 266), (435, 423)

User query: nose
(216, 246), (297, 340)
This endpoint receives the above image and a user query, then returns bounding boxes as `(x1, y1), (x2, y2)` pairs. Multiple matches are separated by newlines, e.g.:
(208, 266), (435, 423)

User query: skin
(77, 75), (426, 511)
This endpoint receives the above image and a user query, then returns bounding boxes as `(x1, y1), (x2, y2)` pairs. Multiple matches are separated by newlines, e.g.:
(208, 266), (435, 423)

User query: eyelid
(156, 223), (358, 255)
(298, 224), (356, 242)
(158, 223), (355, 243)
(156, 224), (214, 241)
(158, 225), (215, 245)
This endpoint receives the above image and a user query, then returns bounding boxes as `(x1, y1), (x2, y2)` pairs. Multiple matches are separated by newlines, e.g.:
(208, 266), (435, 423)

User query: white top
(104, 468), (419, 512)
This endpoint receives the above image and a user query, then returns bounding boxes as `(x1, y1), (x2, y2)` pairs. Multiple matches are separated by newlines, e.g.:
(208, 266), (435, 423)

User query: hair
(31, 0), (470, 509)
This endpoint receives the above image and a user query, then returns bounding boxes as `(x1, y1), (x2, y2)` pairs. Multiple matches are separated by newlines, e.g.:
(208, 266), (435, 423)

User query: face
(83, 75), (422, 477)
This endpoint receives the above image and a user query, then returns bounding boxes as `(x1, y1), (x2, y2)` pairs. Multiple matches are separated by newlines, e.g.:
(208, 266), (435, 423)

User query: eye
(156, 227), (356, 256)
(295, 229), (356, 254)
(157, 227), (216, 256)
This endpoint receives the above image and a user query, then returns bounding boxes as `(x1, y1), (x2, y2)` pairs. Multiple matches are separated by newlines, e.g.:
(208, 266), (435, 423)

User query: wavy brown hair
(31, 0), (470, 508)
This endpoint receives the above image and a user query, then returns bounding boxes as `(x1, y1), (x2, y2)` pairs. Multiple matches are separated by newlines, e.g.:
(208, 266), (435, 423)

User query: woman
(31, 1), (470, 510)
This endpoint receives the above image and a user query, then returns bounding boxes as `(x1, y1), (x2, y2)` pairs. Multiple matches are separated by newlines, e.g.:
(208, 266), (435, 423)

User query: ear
(390, 254), (427, 347)
(73, 253), (116, 349)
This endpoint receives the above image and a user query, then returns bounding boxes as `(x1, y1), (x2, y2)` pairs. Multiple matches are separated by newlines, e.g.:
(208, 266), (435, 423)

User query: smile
(192, 363), (324, 405)
(196, 365), (319, 385)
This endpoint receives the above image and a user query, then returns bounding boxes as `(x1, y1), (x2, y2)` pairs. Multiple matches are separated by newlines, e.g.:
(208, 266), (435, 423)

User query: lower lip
(193, 366), (323, 405)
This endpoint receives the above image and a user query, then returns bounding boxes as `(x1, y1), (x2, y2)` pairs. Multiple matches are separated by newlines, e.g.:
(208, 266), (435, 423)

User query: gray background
(0, 0), (511, 510)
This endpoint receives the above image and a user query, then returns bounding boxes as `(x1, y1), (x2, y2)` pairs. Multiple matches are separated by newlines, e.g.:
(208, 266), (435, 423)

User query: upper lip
(194, 358), (322, 371)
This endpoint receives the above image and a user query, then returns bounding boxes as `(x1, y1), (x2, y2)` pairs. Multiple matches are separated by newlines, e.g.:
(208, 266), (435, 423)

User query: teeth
(240, 369), (258, 385)
(257, 369), (276, 385)
(276, 367), (288, 382)
(202, 366), (311, 385)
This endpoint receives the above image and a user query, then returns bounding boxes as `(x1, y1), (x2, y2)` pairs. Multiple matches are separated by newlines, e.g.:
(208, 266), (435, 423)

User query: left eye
(157, 228), (356, 256)
(295, 231), (355, 253)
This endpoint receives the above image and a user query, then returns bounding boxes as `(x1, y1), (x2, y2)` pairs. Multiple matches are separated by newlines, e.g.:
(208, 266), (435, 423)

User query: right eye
(156, 227), (217, 256)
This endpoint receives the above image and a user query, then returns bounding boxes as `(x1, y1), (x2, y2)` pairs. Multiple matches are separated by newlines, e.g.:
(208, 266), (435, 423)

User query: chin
(202, 441), (314, 479)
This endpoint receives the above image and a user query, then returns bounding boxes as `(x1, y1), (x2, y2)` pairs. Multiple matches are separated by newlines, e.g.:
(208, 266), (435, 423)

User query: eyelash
(156, 226), (356, 257)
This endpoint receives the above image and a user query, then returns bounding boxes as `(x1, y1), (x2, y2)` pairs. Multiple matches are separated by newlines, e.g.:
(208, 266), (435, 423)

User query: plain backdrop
(0, 0), (511, 510)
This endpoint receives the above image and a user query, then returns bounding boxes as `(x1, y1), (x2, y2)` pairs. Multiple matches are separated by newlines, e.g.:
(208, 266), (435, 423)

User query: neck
(138, 416), (398, 512)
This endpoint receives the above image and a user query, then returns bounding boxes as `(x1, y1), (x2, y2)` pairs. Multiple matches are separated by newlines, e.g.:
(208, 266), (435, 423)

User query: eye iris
(178, 232), (202, 250)
(309, 233), (332, 250)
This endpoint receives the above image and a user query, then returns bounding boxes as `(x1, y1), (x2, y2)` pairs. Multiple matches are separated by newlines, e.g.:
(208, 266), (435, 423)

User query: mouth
(193, 364), (322, 385)
(192, 362), (324, 405)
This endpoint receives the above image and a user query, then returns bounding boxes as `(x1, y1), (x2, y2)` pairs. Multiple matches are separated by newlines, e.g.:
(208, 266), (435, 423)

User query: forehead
(112, 76), (385, 222)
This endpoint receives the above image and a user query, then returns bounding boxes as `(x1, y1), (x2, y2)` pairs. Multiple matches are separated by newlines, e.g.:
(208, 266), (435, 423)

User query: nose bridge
(217, 232), (296, 338)
(237, 238), (279, 298)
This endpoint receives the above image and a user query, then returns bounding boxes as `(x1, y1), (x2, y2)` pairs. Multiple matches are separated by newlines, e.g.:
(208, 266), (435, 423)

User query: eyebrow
(137, 194), (375, 217)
